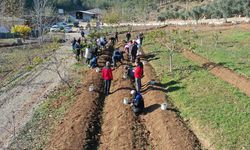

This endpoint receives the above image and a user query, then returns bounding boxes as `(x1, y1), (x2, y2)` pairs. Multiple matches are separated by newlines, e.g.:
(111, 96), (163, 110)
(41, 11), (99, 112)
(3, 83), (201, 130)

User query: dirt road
(0, 33), (77, 149)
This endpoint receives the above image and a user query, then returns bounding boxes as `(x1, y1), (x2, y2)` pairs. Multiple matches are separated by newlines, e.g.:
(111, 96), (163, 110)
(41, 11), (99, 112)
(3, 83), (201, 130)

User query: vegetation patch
(143, 31), (250, 150)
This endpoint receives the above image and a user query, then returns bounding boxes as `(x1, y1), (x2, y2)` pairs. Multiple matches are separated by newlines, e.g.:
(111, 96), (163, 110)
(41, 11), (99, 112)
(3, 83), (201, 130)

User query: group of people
(101, 32), (145, 116)
(71, 35), (109, 68)
(72, 30), (145, 116)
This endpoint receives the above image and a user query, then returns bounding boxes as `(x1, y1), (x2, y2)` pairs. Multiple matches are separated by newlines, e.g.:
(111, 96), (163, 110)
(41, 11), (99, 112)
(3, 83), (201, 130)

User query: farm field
(143, 25), (250, 150)
(1, 24), (249, 150)
(162, 25), (250, 78)
(0, 43), (59, 89)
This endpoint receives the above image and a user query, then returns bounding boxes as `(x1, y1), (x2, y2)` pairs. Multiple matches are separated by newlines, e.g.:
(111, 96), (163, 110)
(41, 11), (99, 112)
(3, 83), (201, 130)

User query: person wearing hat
(130, 90), (144, 116)
(102, 61), (113, 96)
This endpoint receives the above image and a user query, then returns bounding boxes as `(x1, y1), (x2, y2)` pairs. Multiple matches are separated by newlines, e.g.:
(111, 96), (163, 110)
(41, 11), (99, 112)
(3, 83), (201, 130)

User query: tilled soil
(182, 49), (250, 96)
(99, 65), (134, 150)
(45, 69), (103, 150)
(46, 40), (201, 150)
(140, 60), (201, 150)
(45, 44), (113, 150)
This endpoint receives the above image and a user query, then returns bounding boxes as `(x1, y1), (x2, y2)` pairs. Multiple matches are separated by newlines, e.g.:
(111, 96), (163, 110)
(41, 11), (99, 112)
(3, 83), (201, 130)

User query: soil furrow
(45, 47), (111, 150)
(45, 69), (103, 150)
(131, 117), (151, 150)
(99, 64), (134, 150)
(139, 57), (201, 150)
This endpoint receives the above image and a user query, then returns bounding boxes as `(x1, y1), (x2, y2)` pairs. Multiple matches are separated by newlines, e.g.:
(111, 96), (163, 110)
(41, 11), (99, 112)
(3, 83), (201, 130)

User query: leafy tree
(11, 25), (31, 41)
(103, 10), (121, 25)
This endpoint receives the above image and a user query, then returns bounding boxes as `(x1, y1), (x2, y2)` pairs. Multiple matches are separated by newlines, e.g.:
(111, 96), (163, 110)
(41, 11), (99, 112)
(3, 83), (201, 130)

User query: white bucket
(89, 84), (94, 92)
(123, 98), (129, 105)
(161, 103), (168, 110)
(96, 68), (100, 72)
(123, 73), (128, 79)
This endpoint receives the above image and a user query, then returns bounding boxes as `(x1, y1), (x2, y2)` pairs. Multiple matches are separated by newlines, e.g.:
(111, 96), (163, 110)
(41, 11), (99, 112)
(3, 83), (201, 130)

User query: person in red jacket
(134, 61), (143, 92)
(102, 61), (113, 96)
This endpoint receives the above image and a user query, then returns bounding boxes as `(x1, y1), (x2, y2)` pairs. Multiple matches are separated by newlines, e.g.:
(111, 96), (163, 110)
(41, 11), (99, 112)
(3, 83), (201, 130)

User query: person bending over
(130, 90), (144, 116)
(89, 56), (98, 68)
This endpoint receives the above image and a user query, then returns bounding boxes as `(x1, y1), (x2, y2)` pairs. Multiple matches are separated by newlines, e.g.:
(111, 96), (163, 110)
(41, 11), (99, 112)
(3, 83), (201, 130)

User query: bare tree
(33, 0), (55, 44)
(43, 51), (72, 88)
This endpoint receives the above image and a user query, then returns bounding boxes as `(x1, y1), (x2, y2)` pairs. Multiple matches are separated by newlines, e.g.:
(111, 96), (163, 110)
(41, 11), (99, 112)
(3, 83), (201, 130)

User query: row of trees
(158, 0), (250, 22)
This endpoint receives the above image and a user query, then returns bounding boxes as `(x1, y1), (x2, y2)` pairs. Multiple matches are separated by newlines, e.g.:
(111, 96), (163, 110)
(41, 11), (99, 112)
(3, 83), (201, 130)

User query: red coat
(134, 66), (143, 79)
(102, 67), (113, 80)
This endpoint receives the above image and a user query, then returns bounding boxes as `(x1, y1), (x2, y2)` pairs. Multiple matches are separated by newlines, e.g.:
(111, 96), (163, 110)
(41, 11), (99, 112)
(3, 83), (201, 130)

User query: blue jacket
(132, 93), (144, 110)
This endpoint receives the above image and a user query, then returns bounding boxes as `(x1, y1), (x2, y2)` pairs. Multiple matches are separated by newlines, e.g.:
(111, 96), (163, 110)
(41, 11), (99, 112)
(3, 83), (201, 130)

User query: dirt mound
(140, 61), (201, 150)
(99, 65), (134, 150)
(182, 50), (250, 96)
(45, 69), (103, 150)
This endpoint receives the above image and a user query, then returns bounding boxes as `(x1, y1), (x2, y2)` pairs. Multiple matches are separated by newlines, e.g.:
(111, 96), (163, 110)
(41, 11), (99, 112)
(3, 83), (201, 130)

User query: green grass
(9, 62), (87, 149)
(170, 28), (250, 78)
(143, 32), (250, 150)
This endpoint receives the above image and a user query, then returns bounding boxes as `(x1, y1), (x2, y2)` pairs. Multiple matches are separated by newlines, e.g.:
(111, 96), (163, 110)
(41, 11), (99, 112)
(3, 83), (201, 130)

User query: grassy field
(164, 27), (250, 78)
(0, 42), (60, 88)
(9, 62), (87, 149)
(143, 31), (250, 150)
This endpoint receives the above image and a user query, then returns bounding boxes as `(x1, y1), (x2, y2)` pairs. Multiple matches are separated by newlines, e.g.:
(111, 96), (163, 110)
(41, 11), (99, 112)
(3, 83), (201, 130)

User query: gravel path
(0, 33), (78, 149)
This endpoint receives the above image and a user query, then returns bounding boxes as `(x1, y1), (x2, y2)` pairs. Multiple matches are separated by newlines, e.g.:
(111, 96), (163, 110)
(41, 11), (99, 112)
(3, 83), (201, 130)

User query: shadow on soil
(111, 87), (134, 94)
(144, 104), (160, 114)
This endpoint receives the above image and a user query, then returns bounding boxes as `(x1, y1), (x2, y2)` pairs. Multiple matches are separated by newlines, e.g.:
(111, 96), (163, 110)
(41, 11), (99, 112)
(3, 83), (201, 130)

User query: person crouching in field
(89, 56), (98, 68)
(129, 90), (144, 116)
(102, 62), (113, 96)
(124, 65), (135, 82)
(112, 48), (124, 67)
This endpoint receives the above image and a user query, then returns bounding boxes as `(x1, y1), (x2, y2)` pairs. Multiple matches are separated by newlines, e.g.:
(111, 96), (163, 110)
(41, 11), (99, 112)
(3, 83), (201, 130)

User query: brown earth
(182, 49), (250, 96)
(45, 39), (201, 150)
(99, 64), (134, 150)
(45, 68), (103, 150)
(138, 57), (201, 150)
(99, 40), (201, 150)
(45, 45), (112, 150)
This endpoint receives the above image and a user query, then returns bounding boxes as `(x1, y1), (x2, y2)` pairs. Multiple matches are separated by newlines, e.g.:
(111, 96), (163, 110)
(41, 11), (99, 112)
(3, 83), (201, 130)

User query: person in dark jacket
(131, 41), (138, 63)
(139, 32), (144, 45)
(130, 90), (144, 116)
(89, 56), (98, 68)
(112, 49), (124, 67)
(75, 42), (81, 61)
(71, 37), (77, 50)
(102, 61), (113, 96)
(115, 31), (118, 42)
(126, 32), (131, 42)
(81, 30), (85, 38)
(134, 61), (143, 92)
